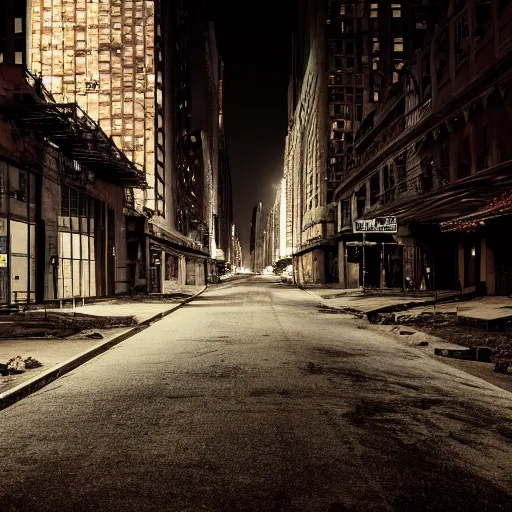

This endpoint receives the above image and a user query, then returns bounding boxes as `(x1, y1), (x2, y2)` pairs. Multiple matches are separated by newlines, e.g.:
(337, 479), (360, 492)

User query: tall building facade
(334, 0), (512, 294)
(250, 203), (264, 272)
(24, 1), (232, 292)
(268, 0), (450, 285)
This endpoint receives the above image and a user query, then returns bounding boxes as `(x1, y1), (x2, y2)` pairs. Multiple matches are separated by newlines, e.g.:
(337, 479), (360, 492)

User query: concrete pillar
(458, 242), (465, 290)
(486, 242), (495, 296)
(449, 132), (459, 183)
(469, 121), (478, 175)
(338, 241), (346, 287)
(161, 250), (165, 294)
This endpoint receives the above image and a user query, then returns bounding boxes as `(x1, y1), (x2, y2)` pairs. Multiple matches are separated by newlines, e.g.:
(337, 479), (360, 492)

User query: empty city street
(1, 276), (511, 511)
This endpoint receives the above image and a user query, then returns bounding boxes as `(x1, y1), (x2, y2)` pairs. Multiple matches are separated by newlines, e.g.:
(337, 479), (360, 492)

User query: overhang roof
(364, 160), (512, 224)
(0, 65), (146, 188)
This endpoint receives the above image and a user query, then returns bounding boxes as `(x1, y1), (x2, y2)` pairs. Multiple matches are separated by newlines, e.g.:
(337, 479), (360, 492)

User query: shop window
(475, 1), (492, 42)
(455, 12), (470, 66)
(500, 0), (512, 15)
(58, 186), (97, 299)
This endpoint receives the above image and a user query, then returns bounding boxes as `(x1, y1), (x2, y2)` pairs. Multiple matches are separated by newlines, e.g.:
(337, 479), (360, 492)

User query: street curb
(0, 286), (207, 412)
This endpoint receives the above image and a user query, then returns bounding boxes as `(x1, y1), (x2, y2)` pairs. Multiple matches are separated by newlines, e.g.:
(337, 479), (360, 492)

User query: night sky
(212, 1), (293, 265)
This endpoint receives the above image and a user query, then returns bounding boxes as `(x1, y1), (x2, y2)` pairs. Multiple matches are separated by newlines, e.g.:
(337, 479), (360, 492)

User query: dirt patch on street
(0, 312), (136, 339)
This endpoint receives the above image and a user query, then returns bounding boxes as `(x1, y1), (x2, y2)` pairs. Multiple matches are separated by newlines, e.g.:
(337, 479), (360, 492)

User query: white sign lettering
(353, 217), (398, 233)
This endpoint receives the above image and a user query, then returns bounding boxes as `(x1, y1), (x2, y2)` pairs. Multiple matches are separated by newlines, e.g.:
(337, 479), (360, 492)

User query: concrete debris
(6, 356), (26, 374)
(24, 357), (43, 369)
(0, 356), (43, 376)
(434, 346), (493, 363)
(399, 330), (416, 336)
(494, 361), (512, 375)
(85, 332), (104, 340)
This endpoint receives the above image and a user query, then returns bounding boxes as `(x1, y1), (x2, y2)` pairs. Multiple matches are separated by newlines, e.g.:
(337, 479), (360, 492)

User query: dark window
(475, 2), (492, 41)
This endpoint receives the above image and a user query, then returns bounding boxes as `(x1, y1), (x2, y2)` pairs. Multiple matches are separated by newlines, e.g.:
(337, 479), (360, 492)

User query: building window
(372, 38), (380, 52)
(393, 72), (399, 83)
(373, 91), (380, 102)
(370, 3), (378, 17)
(392, 4), (401, 17)
(14, 18), (23, 34)
(394, 37), (404, 52)
(58, 187), (97, 299)
(500, 0), (512, 15)
(475, 1), (492, 41)
(455, 12), (469, 65)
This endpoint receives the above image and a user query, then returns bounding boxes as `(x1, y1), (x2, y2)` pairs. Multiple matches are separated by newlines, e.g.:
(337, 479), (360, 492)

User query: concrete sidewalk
(0, 285), (206, 409)
(302, 287), (460, 315)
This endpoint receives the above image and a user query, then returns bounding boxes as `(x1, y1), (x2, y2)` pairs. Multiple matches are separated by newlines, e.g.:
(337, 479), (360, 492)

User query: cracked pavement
(0, 276), (511, 511)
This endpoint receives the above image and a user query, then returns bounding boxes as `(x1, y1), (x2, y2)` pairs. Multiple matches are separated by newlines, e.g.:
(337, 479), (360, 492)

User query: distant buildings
(250, 203), (264, 272)
(262, 0), (512, 296)
(0, 1), (232, 307)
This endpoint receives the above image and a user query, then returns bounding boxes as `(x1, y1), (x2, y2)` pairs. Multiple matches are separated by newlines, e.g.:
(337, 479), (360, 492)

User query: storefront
(57, 186), (101, 299)
(0, 161), (38, 306)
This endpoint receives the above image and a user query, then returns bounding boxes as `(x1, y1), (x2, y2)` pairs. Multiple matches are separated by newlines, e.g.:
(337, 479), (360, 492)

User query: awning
(365, 159), (512, 224)
(0, 65), (145, 188)
(147, 233), (210, 260)
(0, 102), (146, 188)
(440, 192), (512, 232)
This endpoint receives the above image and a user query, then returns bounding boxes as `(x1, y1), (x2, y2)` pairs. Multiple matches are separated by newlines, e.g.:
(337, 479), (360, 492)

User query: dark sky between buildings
(211, 1), (293, 265)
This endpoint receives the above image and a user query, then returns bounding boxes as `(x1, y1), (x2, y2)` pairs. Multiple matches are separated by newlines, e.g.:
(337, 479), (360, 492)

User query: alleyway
(0, 276), (511, 511)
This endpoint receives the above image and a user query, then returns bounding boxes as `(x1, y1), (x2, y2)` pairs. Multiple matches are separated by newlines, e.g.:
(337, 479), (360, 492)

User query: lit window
(395, 61), (404, 70)
(373, 91), (380, 102)
(0, 53), (3, 64)
(372, 38), (380, 51)
(14, 18), (23, 34)
(370, 3), (378, 17)
(15, 52), (23, 64)
(393, 72), (399, 83)
(340, 5), (345, 15)
(394, 37), (404, 52)
(372, 59), (379, 70)
(392, 4), (401, 17)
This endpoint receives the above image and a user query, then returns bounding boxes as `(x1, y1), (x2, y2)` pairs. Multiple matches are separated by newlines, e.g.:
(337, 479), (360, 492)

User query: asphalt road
(1, 276), (512, 511)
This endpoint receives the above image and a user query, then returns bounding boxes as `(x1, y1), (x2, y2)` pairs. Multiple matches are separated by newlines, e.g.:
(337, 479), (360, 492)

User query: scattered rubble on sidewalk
(371, 311), (512, 375)
(0, 356), (43, 376)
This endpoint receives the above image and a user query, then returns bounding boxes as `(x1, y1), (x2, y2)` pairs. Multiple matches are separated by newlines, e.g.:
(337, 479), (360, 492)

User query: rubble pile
(373, 311), (512, 375)
(0, 356), (43, 376)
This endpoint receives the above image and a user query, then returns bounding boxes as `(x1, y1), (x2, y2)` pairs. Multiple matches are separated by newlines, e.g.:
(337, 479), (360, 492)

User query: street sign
(353, 217), (398, 234)
(346, 241), (377, 246)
